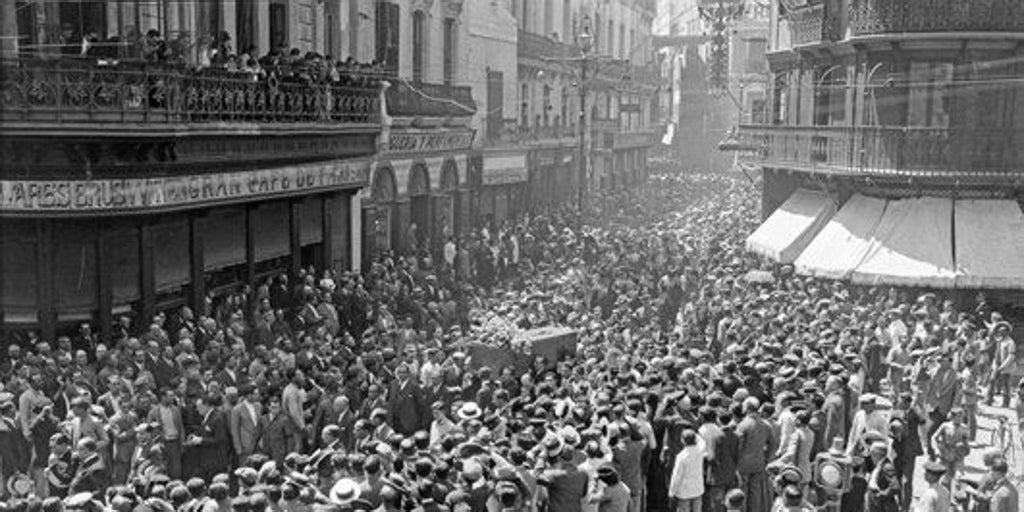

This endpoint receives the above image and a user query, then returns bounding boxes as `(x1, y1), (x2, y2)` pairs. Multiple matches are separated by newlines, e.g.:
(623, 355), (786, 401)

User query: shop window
(109, 225), (141, 306)
(253, 202), (290, 262)
(153, 217), (190, 293)
(1, 221), (38, 323)
(203, 207), (246, 271)
(55, 222), (98, 321)
(301, 196), (324, 246)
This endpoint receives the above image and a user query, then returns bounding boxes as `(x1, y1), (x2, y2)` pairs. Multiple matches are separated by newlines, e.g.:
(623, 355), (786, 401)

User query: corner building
(728, 0), (1024, 308)
(0, 0), (389, 342)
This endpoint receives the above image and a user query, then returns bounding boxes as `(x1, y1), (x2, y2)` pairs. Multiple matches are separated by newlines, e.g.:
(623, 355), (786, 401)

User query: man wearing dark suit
(264, 396), (296, 465)
(192, 394), (231, 480)
(387, 364), (425, 436)
(736, 397), (776, 512)
(229, 386), (264, 464)
(69, 437), (108, 494)
(699, 407), (738, 512)
(215, 354), (244, 389)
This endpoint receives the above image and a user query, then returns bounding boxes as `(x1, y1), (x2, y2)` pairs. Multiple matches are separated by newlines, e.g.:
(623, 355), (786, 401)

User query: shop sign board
(386, 130), (475, 154)
(1, 160), (370, 213)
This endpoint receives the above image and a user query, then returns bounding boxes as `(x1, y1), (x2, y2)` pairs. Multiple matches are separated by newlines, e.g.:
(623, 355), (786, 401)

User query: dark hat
(923, 461), (947, 474)
(725, 489), (745, 508)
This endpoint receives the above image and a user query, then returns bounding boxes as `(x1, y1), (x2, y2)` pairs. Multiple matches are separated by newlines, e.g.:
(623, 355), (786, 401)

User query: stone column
(350, 193), (362, 272)
(255, 0), (270, 54)
(1, 0), (18, 59)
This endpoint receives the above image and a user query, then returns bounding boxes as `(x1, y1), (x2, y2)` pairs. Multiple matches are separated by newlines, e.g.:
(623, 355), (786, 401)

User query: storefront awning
(746, 189), (836, 263)
(955, 199), (1024, 289)
(794, 194), (887, 280)
(850, 197), (957, 288)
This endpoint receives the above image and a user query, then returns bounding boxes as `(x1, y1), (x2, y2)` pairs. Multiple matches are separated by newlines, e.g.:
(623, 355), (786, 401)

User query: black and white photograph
(0, 1), (1021, 511)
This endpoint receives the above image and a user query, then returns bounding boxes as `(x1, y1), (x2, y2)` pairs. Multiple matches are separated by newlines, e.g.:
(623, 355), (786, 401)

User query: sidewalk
(908, 402), (1023, 507)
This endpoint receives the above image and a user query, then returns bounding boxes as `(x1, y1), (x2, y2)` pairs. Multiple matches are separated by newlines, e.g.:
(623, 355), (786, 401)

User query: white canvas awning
(851, 197), (957, 288)
(955, 199), (1024, 289)
(746, 188), (836, 263)
(794, 195), (887, 280)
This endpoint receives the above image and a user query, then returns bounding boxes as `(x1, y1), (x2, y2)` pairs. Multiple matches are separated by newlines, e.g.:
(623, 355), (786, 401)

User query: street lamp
(541, 16), (620, 213)
(577, 22), (594, 211)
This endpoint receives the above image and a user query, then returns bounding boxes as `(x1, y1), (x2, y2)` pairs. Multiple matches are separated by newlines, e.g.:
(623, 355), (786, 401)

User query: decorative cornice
(441, 0), (464, 18)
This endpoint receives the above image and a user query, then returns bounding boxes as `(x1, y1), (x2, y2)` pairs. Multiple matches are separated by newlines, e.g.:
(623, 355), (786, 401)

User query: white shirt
(669, 445), (705, 500)
(444, 241), (457, 266)
(244, 400), (258, 427)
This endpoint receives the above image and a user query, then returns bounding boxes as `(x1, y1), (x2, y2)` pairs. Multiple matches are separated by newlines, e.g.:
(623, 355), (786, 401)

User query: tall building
(655, 0), (770, 171)
(500, 0), (661, 212)
(0, 0), (478, 341)
(728, 0), (1024, 301)
(358, 0), (481, 260)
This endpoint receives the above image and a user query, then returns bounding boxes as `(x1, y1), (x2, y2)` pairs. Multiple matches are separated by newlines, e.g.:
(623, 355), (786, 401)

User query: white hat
(457, 402), (483, 421)
(329, 478), (361, 504)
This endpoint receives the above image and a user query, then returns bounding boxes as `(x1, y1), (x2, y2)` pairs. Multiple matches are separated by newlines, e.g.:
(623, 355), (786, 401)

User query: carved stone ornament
(441, 0), (464, 18)
(411, 0), (435, 14)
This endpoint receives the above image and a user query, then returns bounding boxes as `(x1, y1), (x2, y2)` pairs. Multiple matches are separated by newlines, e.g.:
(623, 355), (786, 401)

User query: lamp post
(542, 17), (619, 212)
(577, 25), (594, 212)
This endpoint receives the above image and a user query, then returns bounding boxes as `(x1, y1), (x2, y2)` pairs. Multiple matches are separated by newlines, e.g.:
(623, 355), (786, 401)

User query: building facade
(0, 0), (479, 341)
(359, 0), (482, 262)
(0, 0), (664, 341)
(655, 0), (770, 172)
(727, 0), (1024, 303)
(503, 0), (660, 212)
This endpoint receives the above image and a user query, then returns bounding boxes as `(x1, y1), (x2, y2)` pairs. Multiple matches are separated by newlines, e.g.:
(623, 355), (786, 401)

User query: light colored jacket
(669, 445), (705, 500)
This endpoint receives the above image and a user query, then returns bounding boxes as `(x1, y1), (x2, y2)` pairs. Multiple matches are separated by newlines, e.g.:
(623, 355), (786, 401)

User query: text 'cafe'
(0, 160), (371, 341)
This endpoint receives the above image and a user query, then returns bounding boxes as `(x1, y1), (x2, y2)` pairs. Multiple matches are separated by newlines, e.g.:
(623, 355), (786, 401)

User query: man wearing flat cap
(916, 462), (950, 512)
(987, 322), (1016, 408)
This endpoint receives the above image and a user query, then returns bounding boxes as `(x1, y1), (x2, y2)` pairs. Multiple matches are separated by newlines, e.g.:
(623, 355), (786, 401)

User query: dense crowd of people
(0, 169), (1020, 512)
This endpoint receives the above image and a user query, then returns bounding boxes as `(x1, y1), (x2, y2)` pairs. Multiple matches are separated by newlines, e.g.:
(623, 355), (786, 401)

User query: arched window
(412, 10), (427, 81)
(443, 17), (456, 85)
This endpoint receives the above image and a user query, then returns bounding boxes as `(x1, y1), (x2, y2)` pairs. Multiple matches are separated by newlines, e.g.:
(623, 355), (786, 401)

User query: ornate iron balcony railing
(0, 59), (381, 126)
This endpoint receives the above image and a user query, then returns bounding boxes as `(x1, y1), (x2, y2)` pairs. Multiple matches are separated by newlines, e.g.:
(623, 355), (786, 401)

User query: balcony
(733, 124), (1024, 177)
(384, 80), (475, 118)
(849, 0), (1024, 36)
(518, 29), (577, 62)
(0, 59), (381, 129)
